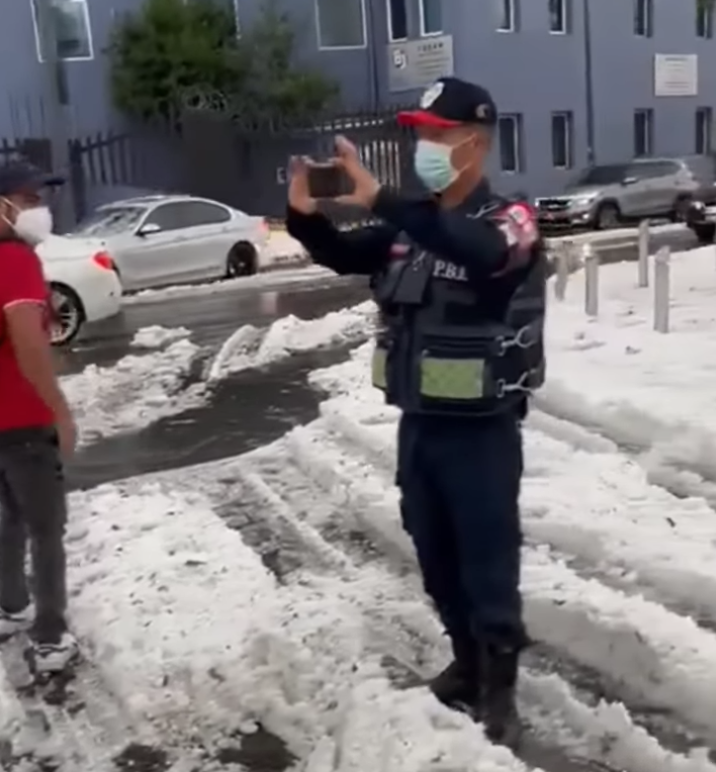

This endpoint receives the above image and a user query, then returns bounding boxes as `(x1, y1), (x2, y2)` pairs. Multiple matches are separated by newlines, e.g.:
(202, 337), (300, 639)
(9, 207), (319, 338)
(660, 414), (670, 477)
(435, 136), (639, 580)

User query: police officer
(286, 77), (546, 745)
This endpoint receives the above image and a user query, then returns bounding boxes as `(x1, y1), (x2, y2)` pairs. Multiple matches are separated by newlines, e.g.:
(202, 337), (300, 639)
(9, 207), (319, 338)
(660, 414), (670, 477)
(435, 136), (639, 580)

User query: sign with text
(654, 54), (698, 97)
(387, 35), (454, 93)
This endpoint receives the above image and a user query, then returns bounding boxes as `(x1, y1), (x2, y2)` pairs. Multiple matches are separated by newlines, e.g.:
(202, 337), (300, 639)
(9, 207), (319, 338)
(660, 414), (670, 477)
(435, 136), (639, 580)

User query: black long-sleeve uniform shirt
(285, 180), (533, 289)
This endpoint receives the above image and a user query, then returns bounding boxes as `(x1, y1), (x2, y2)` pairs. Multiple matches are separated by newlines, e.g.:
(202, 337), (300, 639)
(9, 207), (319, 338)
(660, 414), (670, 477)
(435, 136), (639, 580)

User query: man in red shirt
(0, 161), (78, 674)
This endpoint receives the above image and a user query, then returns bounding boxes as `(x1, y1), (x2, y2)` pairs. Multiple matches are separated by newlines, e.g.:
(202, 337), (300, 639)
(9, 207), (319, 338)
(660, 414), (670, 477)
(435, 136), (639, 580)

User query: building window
(634, 0), (653, 36)
(498, 114), (523, 173)
(548, 0), (569, 33)
(31, 0), (93, 61)
(634, 109), (654, 157)
(316, 0), (366, 48)
(697, 1), (713, 38)
(696, 107), (713, 153)
(497, 0), (517, 31)
(387, 0), (407, 40)
(551, 111), (574, 169)
(419, 0), (442, 35)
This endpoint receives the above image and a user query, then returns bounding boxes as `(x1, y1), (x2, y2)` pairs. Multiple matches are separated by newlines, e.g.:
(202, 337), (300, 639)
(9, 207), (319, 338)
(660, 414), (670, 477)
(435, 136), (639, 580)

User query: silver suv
(535, 156), (716, 230)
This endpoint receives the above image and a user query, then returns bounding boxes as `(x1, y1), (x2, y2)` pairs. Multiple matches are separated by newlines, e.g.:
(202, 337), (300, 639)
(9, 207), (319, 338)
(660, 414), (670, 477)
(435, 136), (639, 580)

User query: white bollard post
(637, 219), (649, 287)
(554, 241), (571, 301)
(653, 246), (670, 333)
(583, 242), (599, 317)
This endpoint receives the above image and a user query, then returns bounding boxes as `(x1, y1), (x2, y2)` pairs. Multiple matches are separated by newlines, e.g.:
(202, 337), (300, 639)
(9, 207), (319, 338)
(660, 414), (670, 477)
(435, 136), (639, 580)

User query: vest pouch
(417, 335), (527, 414)
(392, 254), (433, 306)
(374, 260), (409, 306)
(418, 336), (495, 401)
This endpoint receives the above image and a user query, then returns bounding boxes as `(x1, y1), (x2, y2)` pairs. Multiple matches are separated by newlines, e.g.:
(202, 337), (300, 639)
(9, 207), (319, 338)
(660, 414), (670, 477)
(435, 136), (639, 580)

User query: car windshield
(573, 165), (627, 186)
(70, 206), (146, 237)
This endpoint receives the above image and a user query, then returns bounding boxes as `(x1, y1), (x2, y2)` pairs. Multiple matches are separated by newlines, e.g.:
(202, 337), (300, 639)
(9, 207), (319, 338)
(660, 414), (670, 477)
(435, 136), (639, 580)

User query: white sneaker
(32, 632), (79, 674)
(0, 606), (34, 640)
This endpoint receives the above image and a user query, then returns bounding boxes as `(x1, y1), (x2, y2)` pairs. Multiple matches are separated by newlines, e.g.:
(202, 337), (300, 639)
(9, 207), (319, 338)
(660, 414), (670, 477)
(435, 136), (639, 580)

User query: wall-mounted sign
(654, 54), (698, 97)
(387, 35), (454, 93)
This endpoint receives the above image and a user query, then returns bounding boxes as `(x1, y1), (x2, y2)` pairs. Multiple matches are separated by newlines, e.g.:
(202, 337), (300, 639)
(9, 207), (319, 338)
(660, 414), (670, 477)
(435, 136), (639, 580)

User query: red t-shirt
(0, 240), (54, 431)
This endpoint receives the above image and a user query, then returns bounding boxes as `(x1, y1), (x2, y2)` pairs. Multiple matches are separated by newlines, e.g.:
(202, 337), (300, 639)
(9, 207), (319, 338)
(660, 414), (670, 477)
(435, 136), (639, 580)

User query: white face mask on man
(1, 198), (53, 246)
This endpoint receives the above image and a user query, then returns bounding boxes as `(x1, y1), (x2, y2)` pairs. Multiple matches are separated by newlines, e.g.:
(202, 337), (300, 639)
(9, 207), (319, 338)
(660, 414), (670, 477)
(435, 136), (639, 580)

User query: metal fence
(179, 105), (419, 224)
(1, 104), (417, 225)
(68, 124), (186, 220)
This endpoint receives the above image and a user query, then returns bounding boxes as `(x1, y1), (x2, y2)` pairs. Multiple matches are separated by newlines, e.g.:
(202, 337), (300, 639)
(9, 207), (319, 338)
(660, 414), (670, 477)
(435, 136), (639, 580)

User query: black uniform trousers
(397, 410), (526, 651)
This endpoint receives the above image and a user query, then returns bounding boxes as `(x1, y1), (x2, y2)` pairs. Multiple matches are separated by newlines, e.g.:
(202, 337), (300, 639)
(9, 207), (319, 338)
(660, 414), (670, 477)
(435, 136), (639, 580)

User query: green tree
(108, 0), (338, 123)
(232, 2), (339, 121)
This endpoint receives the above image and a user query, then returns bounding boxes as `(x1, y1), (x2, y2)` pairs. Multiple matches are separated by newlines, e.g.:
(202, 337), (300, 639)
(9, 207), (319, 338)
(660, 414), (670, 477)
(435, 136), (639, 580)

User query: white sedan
(45, 194), (272, 293)
(36, 236), (123, 345)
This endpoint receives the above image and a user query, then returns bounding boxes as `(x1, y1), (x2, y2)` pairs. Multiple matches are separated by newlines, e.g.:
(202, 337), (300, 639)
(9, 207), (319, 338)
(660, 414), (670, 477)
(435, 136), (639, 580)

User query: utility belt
(372, 319), (544, 416)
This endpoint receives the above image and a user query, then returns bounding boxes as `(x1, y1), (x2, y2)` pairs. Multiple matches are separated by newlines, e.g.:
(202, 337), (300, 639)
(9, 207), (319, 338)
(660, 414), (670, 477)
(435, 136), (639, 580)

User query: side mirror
(622, 176), (638, 186)
(137, 222), (161, 237)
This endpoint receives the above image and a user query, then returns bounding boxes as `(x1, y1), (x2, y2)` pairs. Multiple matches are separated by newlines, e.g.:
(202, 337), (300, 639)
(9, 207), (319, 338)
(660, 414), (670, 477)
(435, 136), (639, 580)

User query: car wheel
(594, 203), (620, 230)
(49, 283), (84, 346)
(226, 242), (258, 278)
(671, 195), (693, 223)
(693, 222), (716, 245)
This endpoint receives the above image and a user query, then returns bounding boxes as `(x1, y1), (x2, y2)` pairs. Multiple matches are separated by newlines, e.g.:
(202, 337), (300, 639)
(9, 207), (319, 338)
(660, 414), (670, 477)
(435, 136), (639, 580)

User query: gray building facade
(0, 0), (715, 196)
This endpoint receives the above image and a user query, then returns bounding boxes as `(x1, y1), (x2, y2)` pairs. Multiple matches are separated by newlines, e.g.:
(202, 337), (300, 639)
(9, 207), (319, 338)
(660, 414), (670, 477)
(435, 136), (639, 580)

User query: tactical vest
(370, 241), (547, 418)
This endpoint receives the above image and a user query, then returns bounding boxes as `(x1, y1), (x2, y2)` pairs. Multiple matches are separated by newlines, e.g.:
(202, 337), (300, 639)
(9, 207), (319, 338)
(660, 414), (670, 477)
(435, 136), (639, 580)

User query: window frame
(418, 0), (443, 36)
(696, 106), (713, 154)
(697, 1), (714, 38)
(498, 114), (524, 174)
(140, 203), (186, 234)
(30, 0), (94, 62)
(141, 201), (231, 233)
(548, 0), (569, 34)
(497, 0), (517, 32)
(386, 0), (408, 41)
(551, 111), (574, 170)
(627, 160), (674, 180)
(633, 109), (654, 158)
(634, 0), (653, 37)
(315, 0), (368, 50)
(180, 201), (233, 227)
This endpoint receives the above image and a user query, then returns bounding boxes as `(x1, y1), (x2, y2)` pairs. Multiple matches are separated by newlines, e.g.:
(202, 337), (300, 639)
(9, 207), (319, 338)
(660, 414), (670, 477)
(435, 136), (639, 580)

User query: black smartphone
(307, 164), (347, 199)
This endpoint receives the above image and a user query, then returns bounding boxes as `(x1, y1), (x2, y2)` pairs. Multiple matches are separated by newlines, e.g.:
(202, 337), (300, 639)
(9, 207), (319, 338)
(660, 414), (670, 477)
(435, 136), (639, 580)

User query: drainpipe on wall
(34, 0), (76, 229)
(364, 0), (381, 109)
(582, 0), (596, 166)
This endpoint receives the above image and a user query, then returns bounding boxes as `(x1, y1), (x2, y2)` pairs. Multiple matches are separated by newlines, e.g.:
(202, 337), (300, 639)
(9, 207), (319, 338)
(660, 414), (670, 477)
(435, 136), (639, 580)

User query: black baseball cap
(397, 77), (497, 129)
(0, 161), (65, 197)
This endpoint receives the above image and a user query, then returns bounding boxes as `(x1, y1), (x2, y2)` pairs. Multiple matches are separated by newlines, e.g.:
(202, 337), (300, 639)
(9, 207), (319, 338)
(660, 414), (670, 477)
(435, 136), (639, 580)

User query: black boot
(429, 638), (480, 712)
(482, 641), (521, 746)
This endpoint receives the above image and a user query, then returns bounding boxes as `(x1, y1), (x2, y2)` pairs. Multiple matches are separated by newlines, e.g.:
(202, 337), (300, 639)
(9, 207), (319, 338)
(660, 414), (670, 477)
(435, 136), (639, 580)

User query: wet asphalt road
(65, 276), (372, 489)
(64, 230), (699, 489)
(61, 273), (365, 374)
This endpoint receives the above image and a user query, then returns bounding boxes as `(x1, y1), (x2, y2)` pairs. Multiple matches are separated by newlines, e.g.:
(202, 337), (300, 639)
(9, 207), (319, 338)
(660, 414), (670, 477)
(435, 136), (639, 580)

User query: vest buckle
(495, 371), (532, 398)
(494, 324), (536, 357)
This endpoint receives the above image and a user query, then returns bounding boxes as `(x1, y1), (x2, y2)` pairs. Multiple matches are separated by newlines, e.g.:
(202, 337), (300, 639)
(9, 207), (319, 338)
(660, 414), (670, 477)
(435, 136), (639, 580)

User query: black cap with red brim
(397, 77), (497, 129)
(0, 161), (65, 197)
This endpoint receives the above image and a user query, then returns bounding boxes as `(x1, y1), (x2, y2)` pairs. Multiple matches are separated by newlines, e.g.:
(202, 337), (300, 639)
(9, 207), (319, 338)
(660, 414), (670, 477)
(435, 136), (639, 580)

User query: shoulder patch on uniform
(496, 202), (539, 250)
(390, 243), (410, 259)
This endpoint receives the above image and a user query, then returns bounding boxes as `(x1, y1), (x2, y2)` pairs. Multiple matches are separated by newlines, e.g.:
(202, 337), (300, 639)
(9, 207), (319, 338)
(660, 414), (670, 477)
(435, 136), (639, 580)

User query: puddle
(217, 726), (297, 771)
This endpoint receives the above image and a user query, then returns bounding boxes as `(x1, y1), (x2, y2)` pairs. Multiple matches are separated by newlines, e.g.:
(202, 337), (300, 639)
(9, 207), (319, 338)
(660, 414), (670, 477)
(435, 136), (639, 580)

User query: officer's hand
(288, 156), (318, 215)
(332, 136), (381, 209)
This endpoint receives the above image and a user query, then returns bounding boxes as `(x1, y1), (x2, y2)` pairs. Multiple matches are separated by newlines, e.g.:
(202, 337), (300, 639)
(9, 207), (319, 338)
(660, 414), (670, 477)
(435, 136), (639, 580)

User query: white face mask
(2, 200), (53, 245)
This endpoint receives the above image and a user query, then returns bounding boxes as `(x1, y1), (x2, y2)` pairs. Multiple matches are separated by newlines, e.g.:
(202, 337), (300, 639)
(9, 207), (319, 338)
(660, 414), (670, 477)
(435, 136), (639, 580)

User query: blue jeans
(397, 411), (526, 649)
